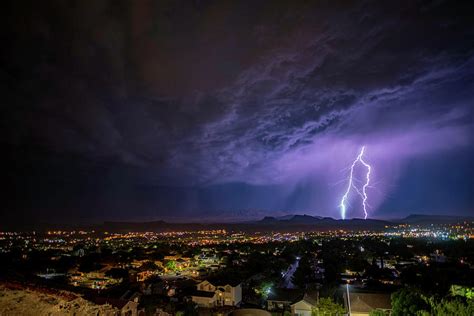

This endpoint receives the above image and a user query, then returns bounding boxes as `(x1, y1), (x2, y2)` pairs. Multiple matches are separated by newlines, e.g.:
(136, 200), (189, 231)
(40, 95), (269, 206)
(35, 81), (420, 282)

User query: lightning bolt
(340, 150), (360, 220)
(339, 146), (372, 220)
(359, 149), (371, 220)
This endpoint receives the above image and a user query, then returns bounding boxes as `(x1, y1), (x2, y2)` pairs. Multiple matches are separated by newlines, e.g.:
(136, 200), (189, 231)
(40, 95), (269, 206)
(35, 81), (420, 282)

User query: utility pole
(346, 283), (351, 316)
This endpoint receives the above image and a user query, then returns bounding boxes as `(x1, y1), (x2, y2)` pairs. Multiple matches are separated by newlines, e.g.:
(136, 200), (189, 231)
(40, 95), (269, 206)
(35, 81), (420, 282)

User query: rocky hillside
(0, 284), (118, 316)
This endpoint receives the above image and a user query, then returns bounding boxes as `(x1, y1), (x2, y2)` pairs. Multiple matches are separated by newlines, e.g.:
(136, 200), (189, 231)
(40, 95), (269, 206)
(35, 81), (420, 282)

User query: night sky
(1, 1), (473, 225)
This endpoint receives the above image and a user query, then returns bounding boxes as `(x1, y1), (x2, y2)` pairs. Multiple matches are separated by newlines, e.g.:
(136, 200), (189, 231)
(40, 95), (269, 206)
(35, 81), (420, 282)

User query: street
(279, 257), (300, 289)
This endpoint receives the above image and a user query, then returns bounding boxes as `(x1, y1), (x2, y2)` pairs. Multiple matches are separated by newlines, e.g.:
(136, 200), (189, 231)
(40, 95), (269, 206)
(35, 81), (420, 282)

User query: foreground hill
(0, 284), (117, 316)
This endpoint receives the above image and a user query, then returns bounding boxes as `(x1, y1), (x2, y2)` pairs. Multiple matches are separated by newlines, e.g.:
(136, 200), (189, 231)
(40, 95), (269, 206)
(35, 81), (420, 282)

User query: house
(265, 288), (318, 316)
(191, 290), (216, 307)
(120, 290), (142, 303)
(343, 292), (392, 316)
(290, 292), (318, 316)
(430, 250), (446, 263)
(191, 280), (242, 307)
(266, 288), (303, 311)
(155, 308), (172, 316)
(340, 271), (358, 284)
(93, 297), (140, 316)
(231, 309), (271, 316)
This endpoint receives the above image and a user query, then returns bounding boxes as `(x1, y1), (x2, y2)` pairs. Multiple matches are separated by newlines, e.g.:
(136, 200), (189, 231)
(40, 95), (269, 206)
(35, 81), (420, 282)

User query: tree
(292, 255), (315, 288)
(369, 310), (389, 316)
(78, 253), (103, 272)
(431, 298), (474, 316)
(391, 288), (429, 316)
(105, 268), (128, 279)
(391, 287), (474, 316)
(166, 260), (177, 272)
(140, 260), (159, 271)
(311, 297), (345, 316)
(255, 281), (273, 299)
(450, 285), (474, 300)
(177, 302), (198, 316)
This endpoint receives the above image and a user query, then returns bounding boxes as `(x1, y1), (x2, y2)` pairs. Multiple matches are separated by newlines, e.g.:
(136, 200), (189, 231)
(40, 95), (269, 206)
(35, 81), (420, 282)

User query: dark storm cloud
(171, 1), (474, 185)
(1, 0), (473, 222)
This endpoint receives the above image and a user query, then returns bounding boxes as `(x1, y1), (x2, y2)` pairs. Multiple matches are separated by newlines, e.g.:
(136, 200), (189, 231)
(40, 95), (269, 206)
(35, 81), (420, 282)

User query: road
(280, 257), (300, 289)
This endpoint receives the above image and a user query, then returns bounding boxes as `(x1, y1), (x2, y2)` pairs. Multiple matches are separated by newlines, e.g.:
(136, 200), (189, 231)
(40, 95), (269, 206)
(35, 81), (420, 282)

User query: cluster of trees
(391, 287), (474, 316)
(210, 242), (293, 285)
(399, 261), (474, 296)
(292, 255), (317, 288)
(311, 297), (345, 316)
(254, 281), (273, 299)
(176, 302), (198, 316)
(165, 260), (178, 272)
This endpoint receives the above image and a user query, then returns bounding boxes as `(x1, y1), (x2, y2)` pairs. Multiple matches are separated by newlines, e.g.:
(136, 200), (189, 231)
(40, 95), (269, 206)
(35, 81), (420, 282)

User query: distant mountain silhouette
(398, 214), (473, 224)
(258, 216), (279, 224)
(6, 213), (472, 232)
(94, 214), (472, 233)
(256, 214), (325, 225)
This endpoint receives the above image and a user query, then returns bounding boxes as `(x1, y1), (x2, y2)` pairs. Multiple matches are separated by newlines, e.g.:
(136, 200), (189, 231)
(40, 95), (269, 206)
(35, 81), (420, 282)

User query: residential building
(191, 280), (242, 307)
(93, 297), (140, 316)
(266, 288), (303, 312)
(343, 292), (392, 316)
(290, 293), (318, 316)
